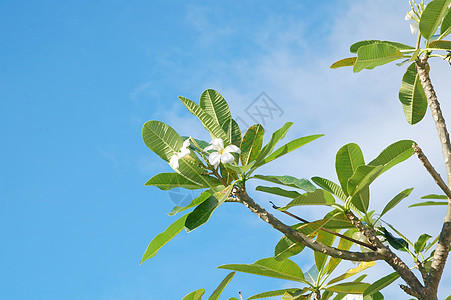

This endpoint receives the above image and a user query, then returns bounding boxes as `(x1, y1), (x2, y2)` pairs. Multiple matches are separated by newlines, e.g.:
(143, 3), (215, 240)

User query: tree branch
(413, 144), (451, 199)
(416, 56), (451, 299)
(235, 189), (384, 262)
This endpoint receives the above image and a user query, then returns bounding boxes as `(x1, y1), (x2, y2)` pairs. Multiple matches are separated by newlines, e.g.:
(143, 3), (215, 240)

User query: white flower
(169, 138), (191, 170)
(204, 138), (241, 166)
(410, 22), (419, 35)
(405, 10), (414, 20)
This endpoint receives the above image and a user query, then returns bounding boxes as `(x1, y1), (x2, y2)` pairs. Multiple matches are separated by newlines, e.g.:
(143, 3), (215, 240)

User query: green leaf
(218, 257), (306, 283)
(295, 218), (332, 236)
(260, 134), (324, 166)
(428, 40), (451, 50)
(330, 57), (357, 69)
(248, 289), (302, 300)
(409, 201), (448, 207)
(240, 124), (265, 165)
(141, 214), (188, 263)
(179, 96), (230, 144)
(182, 136), (210, 151)
(326, 228), (358, 274)
(325, 282), (370, 294)
(255, 122), (293, 166)
(222, 119), (242, 146)
(364, 292), (384, 300)
(311, 177), (347, 201)
(256, 186), (301, 198)
(414, 233), (432, 253)
(381, 227), (409, 252)
(350, 40), (415, 53)
(274, 236), (306, 261)
(182, 289), (205, 300)
(282, 288), (311, 300)
(145, 172), (204, 190)
(315, 229), (337, 271)
(353, 43), (406, 73)
(280, 190), (335, 210)
(185, 185), (234, 232)
(347, 165), (383, 197)
(327, 262), (375, 286)
(200, 89), (232, 130)
(440, 8), (451, 38)
(322, 213), (354, 229)
(177, 158), (221, 188)
(368, 140), (415, 174)
(254, 175), (316, 192)
(142, 120), (184, 161)
(420, 0), (451, 40)
(363, 272), (399, 297)
(399, 63), (428, 125)
(335, 143), (365, 195)
(380, 188), (414, 217)
(422, 194), (448, 199)
(208, 272), (235, 300)
(168, 191), (212, 216)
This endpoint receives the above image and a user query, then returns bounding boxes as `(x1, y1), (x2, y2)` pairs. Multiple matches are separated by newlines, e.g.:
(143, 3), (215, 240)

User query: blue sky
(1, 0), (450, 299)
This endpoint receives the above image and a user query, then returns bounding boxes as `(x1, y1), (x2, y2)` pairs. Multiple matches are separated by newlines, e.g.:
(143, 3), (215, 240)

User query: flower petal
(209, 138), (224, 150)
(182, 138), (191, 149)
(405, 10), (413, 20)
(169, 155), (180, 170)
(224, 144), (241, 154)
(179, 148), (190, 157)
(220, 152), (235, 164)
(410, 22), (419, 35)
(208, 152), (221, 166)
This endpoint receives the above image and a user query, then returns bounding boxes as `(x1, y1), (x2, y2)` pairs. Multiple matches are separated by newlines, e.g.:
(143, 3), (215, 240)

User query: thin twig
(413, 144), (451, 199)
(239, 291), (243, 300)
(269, 201), (377, 251)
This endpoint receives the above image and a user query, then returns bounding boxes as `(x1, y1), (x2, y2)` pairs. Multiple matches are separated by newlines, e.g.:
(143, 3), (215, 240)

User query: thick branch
(235, 189), (384, 262)
(413, 144), (451, 199)
(416, 56), (451, 299)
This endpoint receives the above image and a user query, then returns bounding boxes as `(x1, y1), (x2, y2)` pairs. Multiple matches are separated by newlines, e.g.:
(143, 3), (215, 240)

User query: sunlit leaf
(256, 186), (301, 198)
(428, 40), (451, 50)
(414, 233), (432, 253)
(145, 172), (204, 190)
(274, 236), (306, 261)
(254, 122), (293, 166)
(240, 124), (265, 165)
(312, 176), (347, 201)
(218, 257), (307, 283)
(421, 194), (448, 199)
(335, 143), (365, 195)
(439, 9), (451, 39)
(409, 201), (448, 207)
(222, 119), (242, 146)
(179, 96), (230, 144)
(330, 57), (357, 69)
(185, 185), (234, 232)
(325, 282), (370, 294)
(208, 272), (235, 300)
(326, 228), (358, 274)
(327, 262), (376, 285)
(350, 40), (414, 53)
(248, 289), (303, 300)
(353, 43), (406, 73)
(280, 190), (335, 210)
(254, 175), (316, 192)
(419, 0), (451, 40)
(182, 288), (205, 300)
(141, 214), (188, 263)
(399, 63), (428, 125)
(368, 140), (415, 174)
(363, 272), (399, 297)
(380, 188), (414, 217)
(315, 229), (337, 271)
(142, 120), (184, 161)
(168, 191), (211, 216)
(200, 89), (232, 131)
(260, 134), (324, 166)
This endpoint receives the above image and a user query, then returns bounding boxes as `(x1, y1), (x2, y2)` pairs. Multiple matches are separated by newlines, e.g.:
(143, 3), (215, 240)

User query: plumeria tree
(140, 0), (451, 299)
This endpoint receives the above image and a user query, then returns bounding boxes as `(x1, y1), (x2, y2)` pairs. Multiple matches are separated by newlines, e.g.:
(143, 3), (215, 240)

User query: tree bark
(416, 57), (451, 299)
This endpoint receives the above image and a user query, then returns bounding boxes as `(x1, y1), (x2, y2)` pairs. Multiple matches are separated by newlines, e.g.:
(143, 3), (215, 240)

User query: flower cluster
(169, 137), (241, 170)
